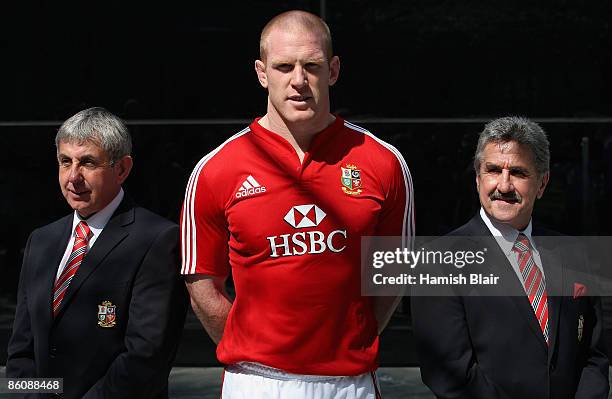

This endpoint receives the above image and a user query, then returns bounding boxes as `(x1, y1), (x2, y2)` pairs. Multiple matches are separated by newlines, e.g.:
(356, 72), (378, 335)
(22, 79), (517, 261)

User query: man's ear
(536, 171), (550, 199)
(329, 56), (340, 86)
(114, 155), (133, 185)
(255, 60), (268, 88)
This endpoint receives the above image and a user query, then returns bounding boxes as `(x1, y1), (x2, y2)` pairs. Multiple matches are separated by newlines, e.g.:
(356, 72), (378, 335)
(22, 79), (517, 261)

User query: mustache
(490, 190), (522, 203)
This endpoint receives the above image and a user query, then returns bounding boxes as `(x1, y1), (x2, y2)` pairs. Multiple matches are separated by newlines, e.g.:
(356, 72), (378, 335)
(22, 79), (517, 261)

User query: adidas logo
(235, 175), (267, 198)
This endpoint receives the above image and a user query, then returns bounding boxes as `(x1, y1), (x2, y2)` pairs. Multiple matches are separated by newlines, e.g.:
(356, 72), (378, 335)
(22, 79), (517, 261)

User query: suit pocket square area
(573, 282), (587, 299)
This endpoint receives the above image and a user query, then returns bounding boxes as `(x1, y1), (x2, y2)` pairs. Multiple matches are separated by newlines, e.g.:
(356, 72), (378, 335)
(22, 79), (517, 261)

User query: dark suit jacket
(6, 196), (188, 399)
(411, 214), (609, 399)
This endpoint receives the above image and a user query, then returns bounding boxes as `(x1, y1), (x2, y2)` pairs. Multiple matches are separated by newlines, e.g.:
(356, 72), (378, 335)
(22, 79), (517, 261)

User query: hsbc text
(267, 230), (347, 257)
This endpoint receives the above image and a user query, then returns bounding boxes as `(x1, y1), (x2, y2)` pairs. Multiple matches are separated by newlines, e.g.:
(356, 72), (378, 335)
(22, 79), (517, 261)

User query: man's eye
(276, 64), (293, 72)
(59, 159), (71, 167)
(82, 161), (97, 169)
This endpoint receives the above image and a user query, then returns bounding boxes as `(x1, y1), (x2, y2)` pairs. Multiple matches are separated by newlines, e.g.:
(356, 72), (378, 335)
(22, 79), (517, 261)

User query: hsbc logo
(267, 204), (347, 258)
(283, 204), (326, 228)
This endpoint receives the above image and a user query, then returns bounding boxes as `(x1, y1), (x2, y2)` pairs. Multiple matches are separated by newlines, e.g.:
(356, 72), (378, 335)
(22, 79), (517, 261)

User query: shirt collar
(250, 115), (343, 154)
(479, 207), (535, 255)
(71, 188), (124, 238)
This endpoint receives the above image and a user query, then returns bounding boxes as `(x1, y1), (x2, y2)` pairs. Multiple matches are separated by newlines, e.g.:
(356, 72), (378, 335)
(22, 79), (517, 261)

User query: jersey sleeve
(180, 161), (230, 276)
(376, 146), (415, 249)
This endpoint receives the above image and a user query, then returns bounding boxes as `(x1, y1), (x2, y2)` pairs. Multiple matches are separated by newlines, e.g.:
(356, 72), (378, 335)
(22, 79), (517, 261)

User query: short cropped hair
(55, 107), (132, 163)
(259, 10), (333, 61)
(473, 116), (550, 176)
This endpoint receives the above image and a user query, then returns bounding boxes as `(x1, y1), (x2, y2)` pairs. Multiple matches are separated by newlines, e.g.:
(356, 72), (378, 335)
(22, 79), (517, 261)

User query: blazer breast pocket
(90, 280), (131, 297)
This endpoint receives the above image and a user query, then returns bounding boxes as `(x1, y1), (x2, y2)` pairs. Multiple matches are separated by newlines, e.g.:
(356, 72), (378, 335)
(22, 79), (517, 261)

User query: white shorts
(221, 362), (382, 399)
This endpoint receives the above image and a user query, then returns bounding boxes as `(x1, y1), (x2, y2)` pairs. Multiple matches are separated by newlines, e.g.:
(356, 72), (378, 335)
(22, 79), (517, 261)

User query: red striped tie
(53, 221), (92, 317)
(512, 233), (549, 343)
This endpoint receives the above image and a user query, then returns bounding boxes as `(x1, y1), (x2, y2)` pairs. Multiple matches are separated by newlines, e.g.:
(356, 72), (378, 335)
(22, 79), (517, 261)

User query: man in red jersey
(181, 10), (414, 399)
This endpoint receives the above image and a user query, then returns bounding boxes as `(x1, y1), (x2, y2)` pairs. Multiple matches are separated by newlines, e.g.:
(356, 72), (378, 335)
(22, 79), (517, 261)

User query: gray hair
(473, 116), (550, 176)
(55, 107), (132, 163)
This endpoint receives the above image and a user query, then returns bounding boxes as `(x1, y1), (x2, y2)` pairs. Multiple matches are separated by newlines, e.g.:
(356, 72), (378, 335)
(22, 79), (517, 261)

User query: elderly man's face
(57, 140), (132, 218)
(476, 140), (549, 230)
(255, 27), (339, 127)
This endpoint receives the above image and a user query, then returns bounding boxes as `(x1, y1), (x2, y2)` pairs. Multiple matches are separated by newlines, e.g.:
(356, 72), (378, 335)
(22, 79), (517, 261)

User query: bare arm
(372, 149), (413, 335)
(373, 295), (402, 334)
(185, 274), (233, 344)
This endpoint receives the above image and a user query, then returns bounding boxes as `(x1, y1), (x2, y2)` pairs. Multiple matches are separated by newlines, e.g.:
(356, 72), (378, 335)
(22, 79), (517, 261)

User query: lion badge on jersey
(341, 164), (363, 195)
(97, 300), (117, 328)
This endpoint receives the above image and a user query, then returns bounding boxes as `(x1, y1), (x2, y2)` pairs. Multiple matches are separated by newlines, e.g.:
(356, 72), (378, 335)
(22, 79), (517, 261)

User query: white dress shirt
(55, 188), (124, 280)
(479, 207), (545, 285)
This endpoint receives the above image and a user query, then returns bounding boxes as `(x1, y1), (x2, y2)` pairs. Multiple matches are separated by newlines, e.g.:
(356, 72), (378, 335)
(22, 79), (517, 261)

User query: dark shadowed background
(1, 0), (611, 365)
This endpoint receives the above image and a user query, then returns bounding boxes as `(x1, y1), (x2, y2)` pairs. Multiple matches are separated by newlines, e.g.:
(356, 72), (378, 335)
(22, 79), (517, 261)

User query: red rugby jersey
(181, 116), (414, 376)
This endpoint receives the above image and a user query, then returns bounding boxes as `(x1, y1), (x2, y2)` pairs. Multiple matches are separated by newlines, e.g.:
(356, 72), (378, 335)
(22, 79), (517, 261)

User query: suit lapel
(53, 200), (134, 319)
(467, 215), (549, 350)
(38, 217), (72, 329)
(533, 234), (565, 364)
(489, 238), (549, 349)
(508, 289), (550, 350)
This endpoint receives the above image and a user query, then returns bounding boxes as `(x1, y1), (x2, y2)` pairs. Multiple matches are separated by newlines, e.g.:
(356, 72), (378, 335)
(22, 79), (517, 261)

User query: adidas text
(236, 186), (267, 198)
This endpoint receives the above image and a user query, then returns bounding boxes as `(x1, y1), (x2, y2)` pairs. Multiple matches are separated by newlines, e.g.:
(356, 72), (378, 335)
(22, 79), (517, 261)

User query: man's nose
(497, 170), (513, 192)
(68, 164), (84, 184)
(291, 67), (307, 88)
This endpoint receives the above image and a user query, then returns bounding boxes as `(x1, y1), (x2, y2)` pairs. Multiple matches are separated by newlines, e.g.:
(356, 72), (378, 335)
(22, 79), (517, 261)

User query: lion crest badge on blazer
(577, 314), (584, 342)
(97, 301), (117, 328)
